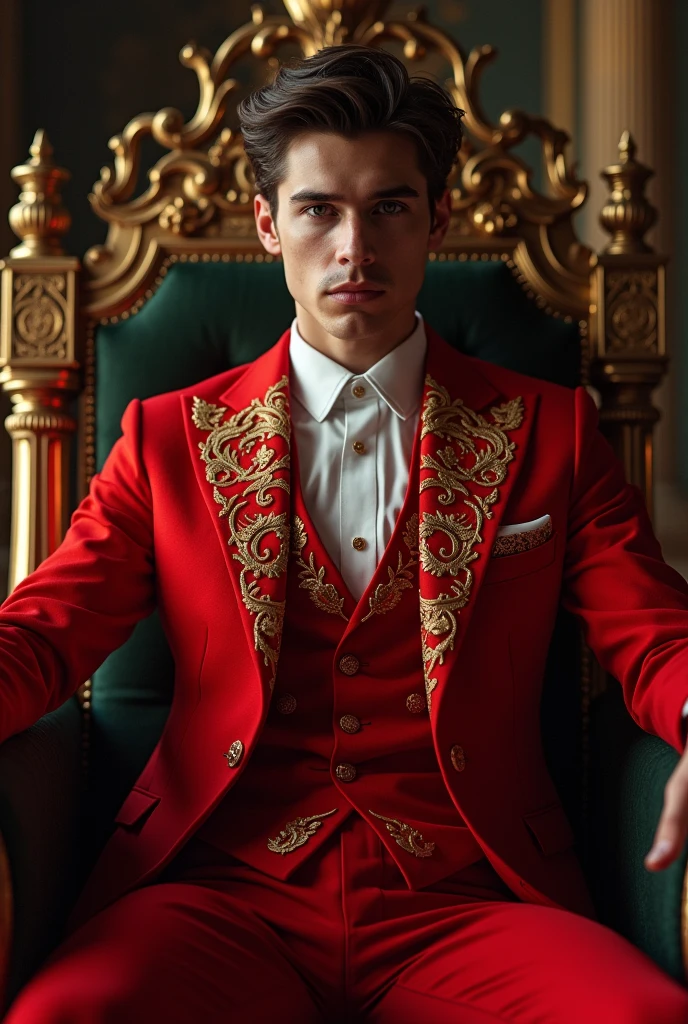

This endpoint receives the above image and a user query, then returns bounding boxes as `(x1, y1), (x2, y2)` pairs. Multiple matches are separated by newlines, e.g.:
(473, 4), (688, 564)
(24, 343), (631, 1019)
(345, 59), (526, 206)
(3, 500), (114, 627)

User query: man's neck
(294, 305), (418, 373)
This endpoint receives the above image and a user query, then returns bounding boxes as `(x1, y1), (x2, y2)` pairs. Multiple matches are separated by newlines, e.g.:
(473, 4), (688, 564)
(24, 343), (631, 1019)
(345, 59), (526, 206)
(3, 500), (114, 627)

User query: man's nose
(334, 215), (375, 266)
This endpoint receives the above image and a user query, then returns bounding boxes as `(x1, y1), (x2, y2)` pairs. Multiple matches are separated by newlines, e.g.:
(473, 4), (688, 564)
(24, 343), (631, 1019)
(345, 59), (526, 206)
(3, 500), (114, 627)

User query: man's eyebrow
(288, 185), (421, 204)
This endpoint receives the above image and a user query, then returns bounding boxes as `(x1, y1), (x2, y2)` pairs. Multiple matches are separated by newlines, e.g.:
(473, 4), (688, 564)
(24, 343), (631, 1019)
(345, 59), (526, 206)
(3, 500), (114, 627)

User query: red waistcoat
(193, 424), (485, 890)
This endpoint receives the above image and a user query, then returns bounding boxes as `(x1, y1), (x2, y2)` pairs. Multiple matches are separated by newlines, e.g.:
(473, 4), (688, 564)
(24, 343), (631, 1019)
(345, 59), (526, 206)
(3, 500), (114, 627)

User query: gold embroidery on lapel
(368, 809), (435, 858)
(192, 378), (290, 690)
(291, 516), (348, 620)
(419, 375), (524, 710)
(361, 513), (419, 622)
(267, 808), (339, 855)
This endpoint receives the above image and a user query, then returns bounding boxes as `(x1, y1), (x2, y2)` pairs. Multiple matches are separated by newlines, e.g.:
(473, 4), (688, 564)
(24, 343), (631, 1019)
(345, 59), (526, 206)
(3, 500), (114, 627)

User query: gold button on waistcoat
(338, 654), (360, 676)
(352, 441), (366, 454)
(335, 763), (357, 782)
(352, 384), (366, 398)
(276, 694), (297, 714)
(352, 536), (367, 551)
(223, 740), (244, 768)
(450, 744), (466, 772)
(406, 693), (427, 714)
(339, 714), (361, 734)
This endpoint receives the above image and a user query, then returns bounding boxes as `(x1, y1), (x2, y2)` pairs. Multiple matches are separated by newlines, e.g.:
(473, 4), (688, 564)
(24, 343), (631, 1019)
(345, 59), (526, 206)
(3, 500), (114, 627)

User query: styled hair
(238, 44), (464, 222)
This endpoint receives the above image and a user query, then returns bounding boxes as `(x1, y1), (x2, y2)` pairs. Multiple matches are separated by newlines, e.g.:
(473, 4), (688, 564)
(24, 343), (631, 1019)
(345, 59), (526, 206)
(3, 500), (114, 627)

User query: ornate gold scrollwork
(418, 377), (524, 708)
(193, 379), (291, 688)
(11, 274), (69, 358)
(81, 0), (591, 320)
(291, 515), (348, 619)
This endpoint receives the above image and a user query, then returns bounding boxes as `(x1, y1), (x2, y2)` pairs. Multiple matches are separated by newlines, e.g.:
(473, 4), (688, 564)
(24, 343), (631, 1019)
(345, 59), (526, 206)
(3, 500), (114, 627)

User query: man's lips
(326, 285), (385, 305)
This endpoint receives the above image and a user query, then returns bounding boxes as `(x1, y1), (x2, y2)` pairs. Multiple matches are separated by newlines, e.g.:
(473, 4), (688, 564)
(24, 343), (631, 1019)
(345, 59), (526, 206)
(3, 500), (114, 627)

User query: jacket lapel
(182, 331), (292, 701)
(419, 328), (538, 718)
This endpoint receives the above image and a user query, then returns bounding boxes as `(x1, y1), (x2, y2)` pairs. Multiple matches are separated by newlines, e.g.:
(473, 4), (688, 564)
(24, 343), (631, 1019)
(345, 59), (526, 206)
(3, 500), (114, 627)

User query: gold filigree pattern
(419, 376), (524, 709)
(368, 810), (435, 858)
(193, 378), (291, 689)
(361, 513), (419, 621)
(12, 275), (69, 359)
(291, 516), (348, 619)
(267, 808), (338, 855)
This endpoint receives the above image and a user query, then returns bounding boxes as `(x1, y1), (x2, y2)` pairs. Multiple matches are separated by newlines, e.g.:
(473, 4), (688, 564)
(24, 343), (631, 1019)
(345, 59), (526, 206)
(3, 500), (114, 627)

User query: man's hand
(645, 744), (688, 871)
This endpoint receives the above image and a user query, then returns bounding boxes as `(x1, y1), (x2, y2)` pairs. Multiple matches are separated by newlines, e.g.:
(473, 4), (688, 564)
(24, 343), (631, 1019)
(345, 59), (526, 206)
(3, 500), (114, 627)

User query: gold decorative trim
(419, 376), (524, 708)
(361, 513), (418, 622)
(291, 516), (348, 620)
(369, 809), (435, 858)
(267, 807), (338, 854)
(193, 379), (290, 689)
(78, 2), (592, 320)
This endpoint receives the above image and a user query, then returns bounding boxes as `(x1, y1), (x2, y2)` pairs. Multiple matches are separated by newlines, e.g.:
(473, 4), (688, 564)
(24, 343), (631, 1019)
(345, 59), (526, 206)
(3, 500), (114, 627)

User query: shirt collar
(289, 313), (427, 423)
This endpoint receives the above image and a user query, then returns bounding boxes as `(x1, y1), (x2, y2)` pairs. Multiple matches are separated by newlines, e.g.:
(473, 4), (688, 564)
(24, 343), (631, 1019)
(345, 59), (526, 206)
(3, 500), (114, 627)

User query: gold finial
(599, 130), (656, 255)
(281, 0), (392, 45)
(8, 129), (72, 258)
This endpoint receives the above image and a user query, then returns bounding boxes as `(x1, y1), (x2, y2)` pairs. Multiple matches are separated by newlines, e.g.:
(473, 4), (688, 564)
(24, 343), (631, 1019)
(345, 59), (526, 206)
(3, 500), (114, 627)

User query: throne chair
(0, 0), (680, 1009)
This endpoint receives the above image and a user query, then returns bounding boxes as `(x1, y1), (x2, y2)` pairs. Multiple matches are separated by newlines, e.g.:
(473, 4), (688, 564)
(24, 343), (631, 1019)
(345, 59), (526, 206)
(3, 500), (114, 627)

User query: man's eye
(304, 205), (332, 218)
(376, 201), (404, 215)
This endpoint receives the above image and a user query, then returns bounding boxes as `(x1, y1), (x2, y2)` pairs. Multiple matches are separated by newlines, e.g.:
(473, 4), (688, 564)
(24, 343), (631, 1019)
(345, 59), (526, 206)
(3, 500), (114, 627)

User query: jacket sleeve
(0, 398), (155, 745)
(561, 385), (688, 755)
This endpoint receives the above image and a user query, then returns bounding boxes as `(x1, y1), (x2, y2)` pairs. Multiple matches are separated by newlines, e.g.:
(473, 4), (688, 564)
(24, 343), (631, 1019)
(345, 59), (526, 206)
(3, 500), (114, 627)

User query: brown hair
(238, 44), (464, 224)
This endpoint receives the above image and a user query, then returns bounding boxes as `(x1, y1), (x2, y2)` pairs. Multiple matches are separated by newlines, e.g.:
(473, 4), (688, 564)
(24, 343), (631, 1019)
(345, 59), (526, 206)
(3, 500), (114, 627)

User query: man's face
(254, 131), (451, 347)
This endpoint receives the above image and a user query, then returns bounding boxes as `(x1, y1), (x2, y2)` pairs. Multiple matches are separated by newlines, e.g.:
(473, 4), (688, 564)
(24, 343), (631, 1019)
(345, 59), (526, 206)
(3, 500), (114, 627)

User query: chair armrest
(0, 695), (84, 1006)
(587, 685), (688, 983)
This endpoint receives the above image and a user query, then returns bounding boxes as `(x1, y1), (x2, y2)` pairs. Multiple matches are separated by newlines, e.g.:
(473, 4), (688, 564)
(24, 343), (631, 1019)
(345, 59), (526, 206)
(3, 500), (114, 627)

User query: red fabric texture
(192, 423), (485, 887)
(6, 815), (688, 1023)
(0, 328), (685, 934)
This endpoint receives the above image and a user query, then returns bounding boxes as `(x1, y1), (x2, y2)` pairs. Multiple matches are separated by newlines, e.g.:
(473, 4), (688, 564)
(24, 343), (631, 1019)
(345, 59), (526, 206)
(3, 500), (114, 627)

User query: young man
(5, 44), (688, 1023)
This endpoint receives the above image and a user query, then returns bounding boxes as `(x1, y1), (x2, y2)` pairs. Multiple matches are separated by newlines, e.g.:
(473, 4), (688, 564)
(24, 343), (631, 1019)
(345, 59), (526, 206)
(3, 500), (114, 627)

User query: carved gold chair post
(590, 131), (667, 513)
(0, 130), (81, 591)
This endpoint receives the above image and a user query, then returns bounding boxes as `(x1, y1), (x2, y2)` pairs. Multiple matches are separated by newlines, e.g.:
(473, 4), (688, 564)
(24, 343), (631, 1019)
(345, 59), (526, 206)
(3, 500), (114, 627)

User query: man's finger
(645, 784), (688, 870)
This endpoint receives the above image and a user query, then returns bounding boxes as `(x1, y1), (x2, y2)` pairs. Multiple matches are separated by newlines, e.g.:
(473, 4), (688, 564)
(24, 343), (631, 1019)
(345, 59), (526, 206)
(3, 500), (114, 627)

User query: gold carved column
(590, 134), (666, 513)
(0, 132), (81, 591)
(580, 0), (673, 499)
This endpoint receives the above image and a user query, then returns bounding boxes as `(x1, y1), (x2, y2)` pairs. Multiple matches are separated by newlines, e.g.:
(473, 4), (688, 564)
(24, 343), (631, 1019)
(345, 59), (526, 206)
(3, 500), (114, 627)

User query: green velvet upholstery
(1, 255), (686, 1007)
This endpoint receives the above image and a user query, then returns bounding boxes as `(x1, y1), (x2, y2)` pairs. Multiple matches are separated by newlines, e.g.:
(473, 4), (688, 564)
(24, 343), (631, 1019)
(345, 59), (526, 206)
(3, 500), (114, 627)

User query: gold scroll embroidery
(193, 378), (291, 689)
(291, 516), (348, 620)
(267, 808), (339, 855)
(361, 513), (419, 622)
(419, 376), (524, 709)
(368, 809), (435, 858)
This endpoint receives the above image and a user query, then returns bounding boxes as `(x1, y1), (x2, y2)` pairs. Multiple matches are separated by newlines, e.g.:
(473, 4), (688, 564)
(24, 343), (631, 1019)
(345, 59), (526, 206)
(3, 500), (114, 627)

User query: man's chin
(316, 303), (387, 340)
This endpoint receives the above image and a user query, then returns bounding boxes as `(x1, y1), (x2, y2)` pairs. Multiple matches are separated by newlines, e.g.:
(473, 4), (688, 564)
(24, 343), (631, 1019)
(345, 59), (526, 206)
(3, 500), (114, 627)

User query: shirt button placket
(340, 379), (378, 600)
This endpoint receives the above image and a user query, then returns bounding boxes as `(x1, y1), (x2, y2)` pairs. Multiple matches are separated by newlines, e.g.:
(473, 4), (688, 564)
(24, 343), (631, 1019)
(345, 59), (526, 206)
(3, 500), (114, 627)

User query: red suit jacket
(1, 325), (687, 933)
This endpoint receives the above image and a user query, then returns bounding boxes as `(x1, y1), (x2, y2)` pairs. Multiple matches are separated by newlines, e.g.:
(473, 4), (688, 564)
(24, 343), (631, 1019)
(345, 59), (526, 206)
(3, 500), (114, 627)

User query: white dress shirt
(289, 313), (426, 602)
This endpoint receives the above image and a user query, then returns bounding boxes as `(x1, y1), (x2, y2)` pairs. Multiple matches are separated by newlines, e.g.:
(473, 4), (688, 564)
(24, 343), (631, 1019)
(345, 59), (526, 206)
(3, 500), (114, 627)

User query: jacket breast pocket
(522, 800), (575, 856)
(484, 532), (558, 586)
(114, 784), (161, 829)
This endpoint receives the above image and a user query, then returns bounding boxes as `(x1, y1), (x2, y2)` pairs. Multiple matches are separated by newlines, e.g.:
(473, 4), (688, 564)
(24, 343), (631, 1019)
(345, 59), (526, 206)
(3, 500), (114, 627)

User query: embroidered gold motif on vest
(361, 513), (419, 622)
(291, 516), (348, 620)
(368, 809), (435, 858)
(192, 378), (291, 689)
(419, 376), (524, 710)
(267, 808), (339, 855)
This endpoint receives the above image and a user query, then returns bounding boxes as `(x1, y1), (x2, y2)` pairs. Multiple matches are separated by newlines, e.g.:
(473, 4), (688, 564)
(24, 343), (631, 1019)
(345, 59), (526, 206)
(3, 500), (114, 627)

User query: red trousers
(6, 814), (688, 1023)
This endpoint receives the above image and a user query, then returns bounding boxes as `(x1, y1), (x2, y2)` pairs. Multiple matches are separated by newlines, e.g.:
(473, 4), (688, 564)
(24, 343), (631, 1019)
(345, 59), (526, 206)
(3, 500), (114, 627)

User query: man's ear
(254, 193), (282, 256)
(428, 188), (452, 252)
